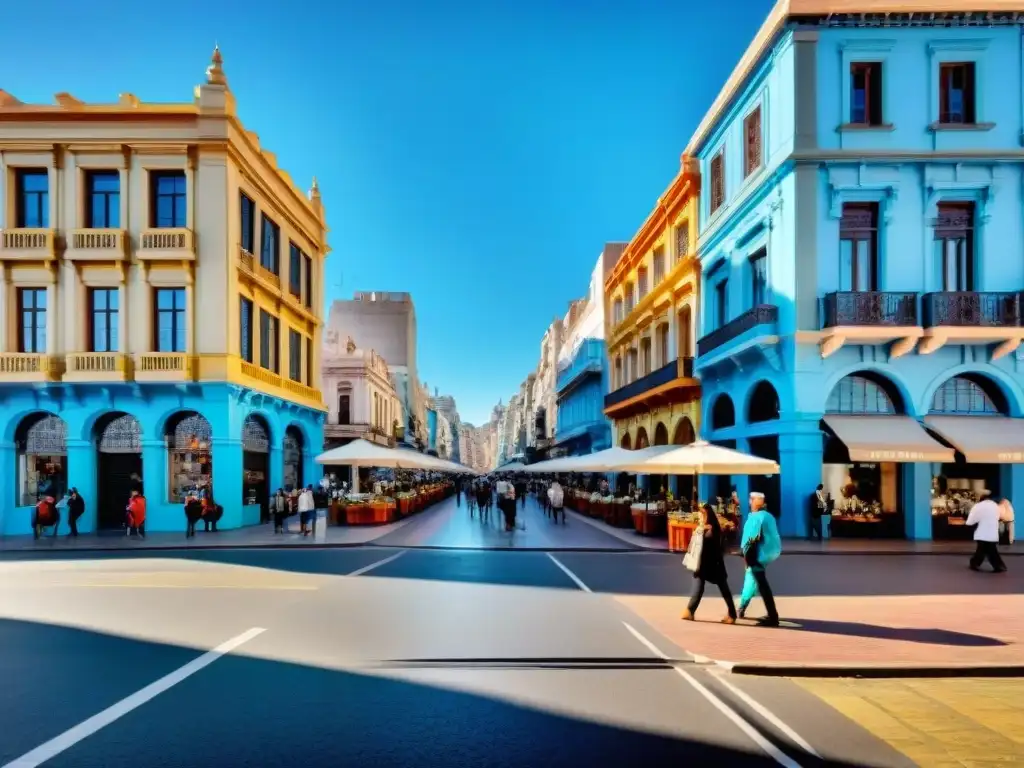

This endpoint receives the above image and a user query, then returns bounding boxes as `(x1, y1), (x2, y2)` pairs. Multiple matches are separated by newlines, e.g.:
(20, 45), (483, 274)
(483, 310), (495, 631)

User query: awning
(822, 415), (954, 463)
(924, 415), (1024, 463)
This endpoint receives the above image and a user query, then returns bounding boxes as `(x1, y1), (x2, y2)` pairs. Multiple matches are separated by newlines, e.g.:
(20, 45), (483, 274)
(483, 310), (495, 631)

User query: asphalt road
(0, 545), (922, 768)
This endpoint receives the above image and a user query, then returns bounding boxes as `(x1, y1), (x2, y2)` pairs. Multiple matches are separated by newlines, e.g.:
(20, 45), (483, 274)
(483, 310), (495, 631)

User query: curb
(713, 661), (1024, 678)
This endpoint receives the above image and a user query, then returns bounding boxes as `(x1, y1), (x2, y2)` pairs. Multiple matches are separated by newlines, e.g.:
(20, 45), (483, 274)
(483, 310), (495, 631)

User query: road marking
(53, 583), (317, 591)
(346, 551), (405, 576)
(711, 672), (819, 757)
(546, 553), (592, 592)
(621, 622), (801, 768)
(1, 626), (266, 768)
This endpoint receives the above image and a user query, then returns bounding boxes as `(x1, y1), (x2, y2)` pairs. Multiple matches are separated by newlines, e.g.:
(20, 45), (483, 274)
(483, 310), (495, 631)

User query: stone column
(66, 438), (97, 534)
(777, 425), (823, 538)
(212, 437), (244, 528)
(0, 440), (15, 534)
(141, 439), (166, 527)
(269, 444), (284, 495)
(903, 462), (933, 541)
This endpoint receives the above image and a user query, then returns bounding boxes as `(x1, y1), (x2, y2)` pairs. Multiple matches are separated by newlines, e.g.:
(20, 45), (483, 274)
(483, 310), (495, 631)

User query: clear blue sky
(4, 0), (771, 425)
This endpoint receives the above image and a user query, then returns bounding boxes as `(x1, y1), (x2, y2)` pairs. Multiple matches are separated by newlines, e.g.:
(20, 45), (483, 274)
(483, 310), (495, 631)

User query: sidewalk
(619, 592), (1024, 676)
(568, 509), (1024, 555)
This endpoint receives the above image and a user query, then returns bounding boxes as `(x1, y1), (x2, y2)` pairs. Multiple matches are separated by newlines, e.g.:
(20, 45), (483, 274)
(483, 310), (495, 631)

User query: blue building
(692, 4), (1024, 539)
(0, 52), (328, 536)
(555, 339), (612, 456)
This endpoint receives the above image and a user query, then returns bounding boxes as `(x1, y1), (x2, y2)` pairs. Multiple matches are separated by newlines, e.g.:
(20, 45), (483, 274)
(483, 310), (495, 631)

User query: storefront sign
(998, 452), (1024, 462)
(867, 450), (926, 461)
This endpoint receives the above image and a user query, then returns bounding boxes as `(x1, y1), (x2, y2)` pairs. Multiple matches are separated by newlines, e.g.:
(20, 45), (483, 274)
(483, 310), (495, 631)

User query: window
(338, 394), (351, 425)
(714, 279), (728, 328)
(303, 254), (313, 308)
(306, 336), (313, 385)
(710, 152), (725, 214)
(932, 376), (1001, 415)
(939, 62), (976, 124)
(850, 62), (883, 125)
(240, 193), (256, 254)
(154, 288), (187, 352)
(89, 288), (119, 353)
(624, 283), (635, 314)
(260, 214), (280, 274)
(656, 324), (669, 367)
(15, 170), (48, 228)
(826, 375), (896, 414)
(653, 248), (665, 284)
(239, 297), (254, 363)
(85, 171), (120, 228)
(743, 107), (762, 177)
(839, 203), (879, 292)
(677, 306), (693, 358)
(150, 171), (186, 228)
(637, 267), (649, 300)
(259, 309), (279, 372)
(289, 243), (302, 297)
(676, 226), (690, 262)
(750, 249), (768, 306)
(935, 202), (975, 291)
(613, 298), (623, 325)
(640, 337), (652, 376)
(288, 329), (302, 382)
(17, 288), (46, 353)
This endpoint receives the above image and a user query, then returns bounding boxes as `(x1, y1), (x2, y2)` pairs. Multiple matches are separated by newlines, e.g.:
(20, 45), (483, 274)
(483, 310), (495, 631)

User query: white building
(321, 331), (401, 450)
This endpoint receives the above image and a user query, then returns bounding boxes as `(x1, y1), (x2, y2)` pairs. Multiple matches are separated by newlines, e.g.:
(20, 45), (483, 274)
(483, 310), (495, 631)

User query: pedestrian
(272, 489), (288, 533)
(298, 484), (315, 536)
(184, 493), (203, 538)
(809, 484), (827, 540)
(548, 479), (565, 525)
(967, 491), (1007, 573)
(126, 489), (147, 539)
(202, 494), (222, 532)
(999, 497), (1015, 546)
(516, 477), (528, 510)
(67, 488), (85, 537)
(737, 491), (781, 626)
(33, 495), (59, 540)
(502, 483), (517, 531)
(455, 479), (462, 508)
(682, 503), (737, 624)
(466, 481), (477, 518)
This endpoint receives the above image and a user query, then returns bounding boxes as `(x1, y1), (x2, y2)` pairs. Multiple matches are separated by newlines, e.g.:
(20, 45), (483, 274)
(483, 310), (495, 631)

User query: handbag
(682, 526), (704, 572)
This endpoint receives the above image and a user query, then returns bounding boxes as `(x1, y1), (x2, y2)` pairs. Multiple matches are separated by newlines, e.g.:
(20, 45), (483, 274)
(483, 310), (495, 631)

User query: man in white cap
(738, 491), (782, 626)
(967, 489), (1007, 573)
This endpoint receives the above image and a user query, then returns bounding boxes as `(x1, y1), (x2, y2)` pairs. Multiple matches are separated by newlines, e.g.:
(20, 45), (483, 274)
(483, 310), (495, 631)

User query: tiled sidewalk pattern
(795, 678), (1024, 766)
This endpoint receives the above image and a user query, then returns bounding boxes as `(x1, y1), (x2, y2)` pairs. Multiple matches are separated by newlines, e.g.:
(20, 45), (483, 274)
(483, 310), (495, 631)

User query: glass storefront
(821, 459), (904, 538)
(167, 413), (213, 503)
(16, 414), (68, 506)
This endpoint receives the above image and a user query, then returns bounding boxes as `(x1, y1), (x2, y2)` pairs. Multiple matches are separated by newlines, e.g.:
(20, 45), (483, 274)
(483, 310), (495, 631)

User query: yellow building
(603, 154), (701, 494)
(0, 48), (328, 534)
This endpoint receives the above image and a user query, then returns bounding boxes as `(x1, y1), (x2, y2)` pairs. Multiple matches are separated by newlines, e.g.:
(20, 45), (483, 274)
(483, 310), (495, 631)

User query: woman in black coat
(682, 503), (738, 624)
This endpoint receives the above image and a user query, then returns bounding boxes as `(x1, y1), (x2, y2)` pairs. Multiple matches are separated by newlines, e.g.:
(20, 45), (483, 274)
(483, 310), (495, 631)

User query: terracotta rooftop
(683, 0), (1024, 155)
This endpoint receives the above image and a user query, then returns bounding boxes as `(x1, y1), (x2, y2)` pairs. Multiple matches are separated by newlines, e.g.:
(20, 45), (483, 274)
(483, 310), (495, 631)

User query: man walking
(968, 491), (1007, 573)
(738, 491), (781, 626)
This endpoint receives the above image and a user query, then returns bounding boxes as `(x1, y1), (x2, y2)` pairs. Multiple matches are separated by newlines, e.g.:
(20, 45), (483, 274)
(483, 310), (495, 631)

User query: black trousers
(970, 541), (1006, 572)
(688, 577), (737, 619)
(809, 515), (823, 540)
(69, 514), (81, 537)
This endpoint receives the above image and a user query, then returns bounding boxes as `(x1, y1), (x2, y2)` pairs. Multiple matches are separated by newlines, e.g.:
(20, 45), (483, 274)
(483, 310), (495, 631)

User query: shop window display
(167, 413), (213, 503)
(17, 414), (68, 506)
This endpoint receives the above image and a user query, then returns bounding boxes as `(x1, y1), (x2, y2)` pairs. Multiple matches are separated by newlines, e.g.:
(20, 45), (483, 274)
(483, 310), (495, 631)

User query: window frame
(149, 170), (187, 229)
(239, 297), (254, 363)
(839, 202), (880, 292)
(934, 201), (976, 292)
(88, 287), (120, 353)
(85, 170), (120, 229)
(240, 192), (256, 254)
(303, 254), (313, 309)
(153, 287), (187, 353)
(849, 61), (884, 126)
(938, 61), (977, 125)
(17, 287), (46, 354)
(288, 328), (302, 382)
(709, 151), (725, 215)
(749, 249), (768, 307)
(259, 309), (279, 373)
(288, 242), (303, 297)
(743, 106), (763, 178)
(15, 169), (49, 229)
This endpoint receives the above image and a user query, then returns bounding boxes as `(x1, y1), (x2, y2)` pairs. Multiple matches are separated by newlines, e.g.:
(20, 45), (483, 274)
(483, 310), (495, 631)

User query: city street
(0, 497), (1020, 766)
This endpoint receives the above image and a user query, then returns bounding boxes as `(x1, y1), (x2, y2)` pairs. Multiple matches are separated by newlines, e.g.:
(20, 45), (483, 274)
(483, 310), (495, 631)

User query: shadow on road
(775, 618), (1007, 647)
(0, 617), (867, 767)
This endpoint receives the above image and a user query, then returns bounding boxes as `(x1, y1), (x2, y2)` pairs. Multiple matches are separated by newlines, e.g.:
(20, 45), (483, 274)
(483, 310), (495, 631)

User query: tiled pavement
(794, 677), (1024, 765)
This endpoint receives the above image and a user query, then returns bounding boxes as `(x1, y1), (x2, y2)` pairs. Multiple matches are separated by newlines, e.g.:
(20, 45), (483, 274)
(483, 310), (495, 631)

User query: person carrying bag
(681, 504), (737, 624)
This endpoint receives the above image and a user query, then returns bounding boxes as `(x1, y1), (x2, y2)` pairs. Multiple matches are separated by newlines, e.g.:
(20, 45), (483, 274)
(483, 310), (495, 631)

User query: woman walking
(681, 504), (737, 623)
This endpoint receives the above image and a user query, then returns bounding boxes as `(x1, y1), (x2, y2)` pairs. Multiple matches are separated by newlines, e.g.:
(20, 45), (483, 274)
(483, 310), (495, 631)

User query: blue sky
(4, 0), (771, 425)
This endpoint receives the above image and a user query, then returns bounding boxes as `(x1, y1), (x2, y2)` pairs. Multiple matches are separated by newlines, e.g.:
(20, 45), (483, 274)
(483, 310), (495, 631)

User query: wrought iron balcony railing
(822, 291), (919, 328)
(697, 304), (778, 357)
(604, 357), (692, 409)
(922, 291), (1020, 328)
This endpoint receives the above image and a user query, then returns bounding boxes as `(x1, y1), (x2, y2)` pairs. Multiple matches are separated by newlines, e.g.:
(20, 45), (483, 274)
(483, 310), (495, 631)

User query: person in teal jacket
(738, 491), (781, 626)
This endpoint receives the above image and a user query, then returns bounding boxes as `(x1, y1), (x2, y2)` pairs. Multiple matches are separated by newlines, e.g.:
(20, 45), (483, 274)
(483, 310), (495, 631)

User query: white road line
(546, 553), (592, 592)
(621, 622), (801, 768)
(346, 551), (406, 576)
(2, 627), (266, 768)
(712, 672), (819, 757)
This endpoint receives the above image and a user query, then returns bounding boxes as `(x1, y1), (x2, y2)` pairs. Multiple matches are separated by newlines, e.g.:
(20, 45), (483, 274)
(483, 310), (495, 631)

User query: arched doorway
(746, 381), (781, 518)
(15, 413), (67, 507)
(283, 426), (304, 491)
(653, 423), (669, 446)
(822, 372), (906, 538)
(635, 427), (650, 449)
(243, 414), (271, 521)
(95, 413), (143, 530)
(620, 433), (631, 449)
(927, 373), (1010, 540)
(166, 412), (212, 503)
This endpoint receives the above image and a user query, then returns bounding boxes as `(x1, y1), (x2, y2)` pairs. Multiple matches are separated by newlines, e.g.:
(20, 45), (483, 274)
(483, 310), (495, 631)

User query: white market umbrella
(614, 440), (779, 476)
(315, 439), (439, 470)
(495, 461), (527, 472)
(524, 445), (676, 473)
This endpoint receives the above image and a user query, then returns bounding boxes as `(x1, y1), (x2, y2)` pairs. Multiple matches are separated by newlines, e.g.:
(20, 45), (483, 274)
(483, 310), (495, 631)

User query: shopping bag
(682, 527), (704, 572)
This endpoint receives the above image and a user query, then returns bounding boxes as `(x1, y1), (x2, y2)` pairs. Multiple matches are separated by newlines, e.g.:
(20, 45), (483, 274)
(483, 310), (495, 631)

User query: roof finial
(309, 176), (321, 200)
(206, 44), (227, 86)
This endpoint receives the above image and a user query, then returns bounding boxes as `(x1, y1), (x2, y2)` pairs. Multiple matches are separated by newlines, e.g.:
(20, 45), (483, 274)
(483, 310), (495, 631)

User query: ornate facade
(321, 331), (401, 451)
(0, 50), (327, 534)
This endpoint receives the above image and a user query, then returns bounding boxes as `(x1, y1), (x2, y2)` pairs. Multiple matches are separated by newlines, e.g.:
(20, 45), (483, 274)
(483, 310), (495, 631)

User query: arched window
(15, 413), (67, 506)
(621, 433), (632, 449)
(283, 426), (304, 490)
(930, 375), (1006, 415)
(748, 381), (781, 423)
(653, 422), (669, 446)
(673, 418), (696, 446)
(97, 413), (142, 453)
(166, 412), (213, 503)
(243, 415), (270, 453)
(635, 427), (650, 449)
(826, 374), (901, 414)
(711, 394), (735, 430)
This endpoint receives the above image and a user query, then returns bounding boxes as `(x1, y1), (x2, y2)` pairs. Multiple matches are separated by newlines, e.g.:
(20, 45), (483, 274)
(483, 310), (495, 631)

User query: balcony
(0, 353), (63, 382)
(240, 360), (282, 389)
(819, 292), (921, 359)
(603, 356), (697, 417)
(919, 291), (1024, 358)
(283, 378), (321, 403)
(556, 340), (605, 394)
(237, 247), (282, 293)
(134, 353), (195, 382)
(65, 228), (127, 261)
(325, 422), (393, 446)
(697, 304), (778, 358)
(0, 228), (57, 261)
(63, 352), (132, 382)
(138, 228), (195, 261)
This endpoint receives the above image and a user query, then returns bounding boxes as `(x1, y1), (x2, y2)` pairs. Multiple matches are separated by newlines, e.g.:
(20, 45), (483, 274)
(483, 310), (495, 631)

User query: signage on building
(998, 452), (1023, 462)
(866, 450), (926, 461)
